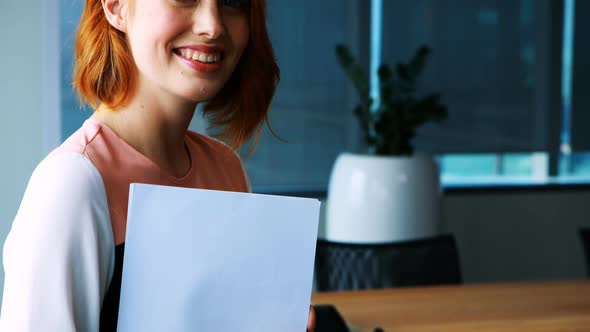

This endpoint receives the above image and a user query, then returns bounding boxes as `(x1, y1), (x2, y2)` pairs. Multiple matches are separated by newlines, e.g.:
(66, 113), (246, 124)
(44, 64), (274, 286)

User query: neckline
(86, 118), (195, 182)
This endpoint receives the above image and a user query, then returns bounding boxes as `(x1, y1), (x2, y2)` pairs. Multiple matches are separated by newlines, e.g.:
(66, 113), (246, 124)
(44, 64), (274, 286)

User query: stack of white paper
(117, 183), (321, 332)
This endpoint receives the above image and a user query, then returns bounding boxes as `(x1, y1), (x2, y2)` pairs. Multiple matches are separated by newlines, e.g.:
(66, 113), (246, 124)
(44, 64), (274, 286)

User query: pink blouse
(0, 118), (250, 331)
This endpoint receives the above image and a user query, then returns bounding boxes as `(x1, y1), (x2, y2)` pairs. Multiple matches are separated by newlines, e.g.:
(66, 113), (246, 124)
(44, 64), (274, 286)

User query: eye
(173, 0), (197, 5)
(220, 0), (249, 10)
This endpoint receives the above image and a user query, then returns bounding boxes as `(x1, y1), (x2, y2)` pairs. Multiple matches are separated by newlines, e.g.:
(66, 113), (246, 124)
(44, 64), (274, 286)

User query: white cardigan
(0, 152), (115, 331)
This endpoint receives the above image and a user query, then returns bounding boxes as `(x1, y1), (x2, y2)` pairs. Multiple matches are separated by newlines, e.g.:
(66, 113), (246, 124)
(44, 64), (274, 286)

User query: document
(117, 183), (321, 332)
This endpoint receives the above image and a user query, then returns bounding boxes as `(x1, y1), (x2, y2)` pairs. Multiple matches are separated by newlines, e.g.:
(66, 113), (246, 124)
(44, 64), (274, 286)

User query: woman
(0, 0), (315, 330)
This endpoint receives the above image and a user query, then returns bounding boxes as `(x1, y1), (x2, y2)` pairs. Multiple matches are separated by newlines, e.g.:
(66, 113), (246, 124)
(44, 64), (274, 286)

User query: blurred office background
(2, 0), (590, 305)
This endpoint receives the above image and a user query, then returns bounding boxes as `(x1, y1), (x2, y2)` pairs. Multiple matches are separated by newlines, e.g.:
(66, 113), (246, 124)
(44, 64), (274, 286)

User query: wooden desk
(312, 280), (590, 332)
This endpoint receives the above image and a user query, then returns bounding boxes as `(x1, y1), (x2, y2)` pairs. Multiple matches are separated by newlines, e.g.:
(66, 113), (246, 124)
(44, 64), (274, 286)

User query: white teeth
(179, 49), (222, 63)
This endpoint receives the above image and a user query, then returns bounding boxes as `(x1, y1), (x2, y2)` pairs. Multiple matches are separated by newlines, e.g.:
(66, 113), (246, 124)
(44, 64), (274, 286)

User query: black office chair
(314, 234), (462, 291)
(580, 228), (590, 277)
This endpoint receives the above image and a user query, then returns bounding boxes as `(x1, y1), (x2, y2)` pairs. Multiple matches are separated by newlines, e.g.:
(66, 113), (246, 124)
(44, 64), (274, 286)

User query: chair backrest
(580, 228), (590, 277)
(314, 234), (462, 292)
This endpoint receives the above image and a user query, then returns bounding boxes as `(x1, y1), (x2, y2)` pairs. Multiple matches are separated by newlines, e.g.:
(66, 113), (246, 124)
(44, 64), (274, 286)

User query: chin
(176, 87), (222, 103)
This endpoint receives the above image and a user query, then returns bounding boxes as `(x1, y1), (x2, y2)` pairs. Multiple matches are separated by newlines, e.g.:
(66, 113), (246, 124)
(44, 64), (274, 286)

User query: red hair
(73, 0), (280, 150)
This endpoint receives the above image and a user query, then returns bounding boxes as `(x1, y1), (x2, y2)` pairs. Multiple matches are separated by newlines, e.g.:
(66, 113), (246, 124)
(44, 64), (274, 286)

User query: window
(563, 0), (590, 180)
(241, 0), (366, 192)
(251, 0), (563, 190)
(58, 0), (590, 193)
(60, 0), (91, 138)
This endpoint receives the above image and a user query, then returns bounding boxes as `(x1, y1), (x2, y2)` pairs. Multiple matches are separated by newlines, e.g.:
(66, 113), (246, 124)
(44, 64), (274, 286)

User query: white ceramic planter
(325, 153), (441, 243)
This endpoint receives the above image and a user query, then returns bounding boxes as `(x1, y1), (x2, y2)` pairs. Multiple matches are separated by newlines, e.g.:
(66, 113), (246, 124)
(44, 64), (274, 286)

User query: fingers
(307, 305), (316, 332)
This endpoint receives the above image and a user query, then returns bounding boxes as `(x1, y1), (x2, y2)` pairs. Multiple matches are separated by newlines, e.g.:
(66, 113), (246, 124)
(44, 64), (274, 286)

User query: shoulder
(13, 151), (112, 243)
(42, 119), (118, 199)
(7, 150), (114, 272)
(27, 151), (108, 206)
(54, 118), (103, 155)
(9, 150), (113, 269)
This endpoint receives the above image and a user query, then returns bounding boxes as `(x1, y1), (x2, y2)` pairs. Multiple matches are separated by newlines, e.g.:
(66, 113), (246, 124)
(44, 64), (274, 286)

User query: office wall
(319, 190), (590, 284)
(0, 0), (47, 306)
(443, 190), (590, 283)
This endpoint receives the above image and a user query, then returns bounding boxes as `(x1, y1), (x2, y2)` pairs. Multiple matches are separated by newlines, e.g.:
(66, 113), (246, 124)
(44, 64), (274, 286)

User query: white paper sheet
(117, 183), (321, 332)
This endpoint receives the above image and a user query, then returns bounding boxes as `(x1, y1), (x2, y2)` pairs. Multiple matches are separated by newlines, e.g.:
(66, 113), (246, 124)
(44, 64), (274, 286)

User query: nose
(192, 1), (226, 40)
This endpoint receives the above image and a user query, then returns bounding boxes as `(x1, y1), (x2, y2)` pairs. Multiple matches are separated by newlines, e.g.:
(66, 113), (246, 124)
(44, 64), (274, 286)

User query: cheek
(151, 13), (186, 46)
(132, 7), (185, 49)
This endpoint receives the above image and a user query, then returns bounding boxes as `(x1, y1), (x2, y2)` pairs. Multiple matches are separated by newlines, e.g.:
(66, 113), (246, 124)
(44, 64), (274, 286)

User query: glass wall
(58, 0), (590, 192)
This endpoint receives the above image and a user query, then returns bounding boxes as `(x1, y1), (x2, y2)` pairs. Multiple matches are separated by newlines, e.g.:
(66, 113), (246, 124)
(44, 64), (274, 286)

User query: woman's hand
(307, 305), (316, 331)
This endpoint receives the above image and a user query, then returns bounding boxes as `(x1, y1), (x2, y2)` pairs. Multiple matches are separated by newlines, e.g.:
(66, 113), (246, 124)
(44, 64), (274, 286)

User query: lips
(173, 46), (225, 73)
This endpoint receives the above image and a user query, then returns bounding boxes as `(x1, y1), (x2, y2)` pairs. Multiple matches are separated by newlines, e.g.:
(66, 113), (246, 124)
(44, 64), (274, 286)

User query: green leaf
(408, 45), (431, 78)
(336, 43), (447, 156)
(378, 64), (396, 103)
(335, 44), (370, 105)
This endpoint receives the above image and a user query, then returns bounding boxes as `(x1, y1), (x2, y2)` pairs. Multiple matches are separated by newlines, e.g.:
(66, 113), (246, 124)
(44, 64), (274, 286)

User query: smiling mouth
(174, 48), (224, 64)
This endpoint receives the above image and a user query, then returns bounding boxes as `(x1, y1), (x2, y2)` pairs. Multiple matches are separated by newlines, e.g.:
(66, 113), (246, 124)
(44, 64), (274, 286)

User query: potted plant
(325, 44), (448, 243)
